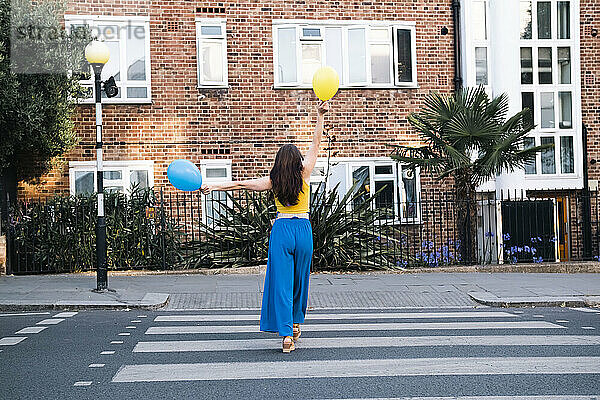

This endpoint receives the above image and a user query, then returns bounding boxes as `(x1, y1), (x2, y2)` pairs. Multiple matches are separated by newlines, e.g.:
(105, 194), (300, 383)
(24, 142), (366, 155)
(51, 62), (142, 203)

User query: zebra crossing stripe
(112, 356), (600, 382)
(0, 337), (27, 346)
(153, 311), (518, 322)
(15, 327), (47, 334)
(570, 308), (598, 313)
(36, 318), (65, 325)
(54, 312), (78, 318)
(0, 312), (50, 317)
(145, 321), (563, 335)
(133, 334), (600, 353)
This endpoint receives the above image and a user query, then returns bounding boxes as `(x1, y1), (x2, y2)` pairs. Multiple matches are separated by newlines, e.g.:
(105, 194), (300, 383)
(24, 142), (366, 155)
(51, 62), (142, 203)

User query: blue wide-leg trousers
(259, 217), (313, 337)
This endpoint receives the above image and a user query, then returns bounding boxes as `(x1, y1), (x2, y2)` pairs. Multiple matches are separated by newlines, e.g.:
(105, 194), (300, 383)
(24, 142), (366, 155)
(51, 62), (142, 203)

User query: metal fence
(2, 186), (599, 274)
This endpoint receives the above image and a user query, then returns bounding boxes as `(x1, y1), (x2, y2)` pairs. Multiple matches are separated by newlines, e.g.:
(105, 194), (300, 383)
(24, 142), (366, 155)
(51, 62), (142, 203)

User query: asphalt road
(0, 307), (599, 400)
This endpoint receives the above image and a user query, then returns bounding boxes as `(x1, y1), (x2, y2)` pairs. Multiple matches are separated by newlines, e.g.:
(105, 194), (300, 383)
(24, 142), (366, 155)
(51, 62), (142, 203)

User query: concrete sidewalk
(0, 272), (599, 310)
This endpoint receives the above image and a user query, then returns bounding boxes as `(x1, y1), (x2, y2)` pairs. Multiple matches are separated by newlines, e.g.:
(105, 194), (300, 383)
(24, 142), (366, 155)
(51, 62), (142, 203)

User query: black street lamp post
(85, 41), (118, 291)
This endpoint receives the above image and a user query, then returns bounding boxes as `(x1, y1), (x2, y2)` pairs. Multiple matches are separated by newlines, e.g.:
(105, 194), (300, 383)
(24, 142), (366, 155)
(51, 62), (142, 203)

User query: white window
(200, 160), (232, 226)
(196, 19), (228, 87)
(69, 161), (154, 195)
(65, 15), (151, 104)
(467, 1), (490, 88)
(273, 20), (417, 89)
(310, 158), (421, 223)
(519, 0), (579, 177)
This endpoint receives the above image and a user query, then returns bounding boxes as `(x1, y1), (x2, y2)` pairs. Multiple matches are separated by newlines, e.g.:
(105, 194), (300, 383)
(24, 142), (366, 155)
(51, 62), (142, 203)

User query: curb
(0, 292), (170, 311)
(468, 291), (600, 308)
(61, 261), (600, 276)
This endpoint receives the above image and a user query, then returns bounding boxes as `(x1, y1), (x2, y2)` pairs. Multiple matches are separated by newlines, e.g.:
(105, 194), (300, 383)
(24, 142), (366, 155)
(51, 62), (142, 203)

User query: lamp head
(85, 41), (110, 65)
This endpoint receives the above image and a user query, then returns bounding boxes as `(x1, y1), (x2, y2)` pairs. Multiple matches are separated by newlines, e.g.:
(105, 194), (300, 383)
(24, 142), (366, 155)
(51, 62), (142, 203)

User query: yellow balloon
(312, 66), (340, 101)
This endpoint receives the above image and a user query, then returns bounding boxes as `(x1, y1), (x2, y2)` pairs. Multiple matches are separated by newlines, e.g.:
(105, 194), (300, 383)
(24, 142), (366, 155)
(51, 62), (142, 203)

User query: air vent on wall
(196, 7), (226, 13)
(165, 21), (181, 32)
(201, 147), (231, 155)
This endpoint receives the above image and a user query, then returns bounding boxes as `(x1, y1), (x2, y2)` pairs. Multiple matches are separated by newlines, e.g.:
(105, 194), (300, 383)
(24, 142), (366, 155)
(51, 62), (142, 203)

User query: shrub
(8, 188), (181, 273)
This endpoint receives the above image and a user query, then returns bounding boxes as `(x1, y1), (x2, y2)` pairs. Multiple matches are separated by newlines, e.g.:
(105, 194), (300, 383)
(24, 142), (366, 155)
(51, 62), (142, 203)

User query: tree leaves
(0, 0), (91, 182)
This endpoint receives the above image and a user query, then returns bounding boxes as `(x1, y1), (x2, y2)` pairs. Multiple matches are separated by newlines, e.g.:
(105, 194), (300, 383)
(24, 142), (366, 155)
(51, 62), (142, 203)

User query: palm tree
(389, 86), (549, 264)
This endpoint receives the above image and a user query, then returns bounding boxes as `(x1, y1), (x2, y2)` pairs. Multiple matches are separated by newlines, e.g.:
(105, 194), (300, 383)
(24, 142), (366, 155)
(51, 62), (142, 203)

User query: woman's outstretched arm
(201, 176), (272, 194)
(302, 101), (330, 179)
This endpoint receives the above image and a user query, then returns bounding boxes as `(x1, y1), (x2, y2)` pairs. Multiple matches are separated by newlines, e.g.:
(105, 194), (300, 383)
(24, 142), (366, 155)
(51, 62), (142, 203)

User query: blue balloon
(167, 159), (203, 191)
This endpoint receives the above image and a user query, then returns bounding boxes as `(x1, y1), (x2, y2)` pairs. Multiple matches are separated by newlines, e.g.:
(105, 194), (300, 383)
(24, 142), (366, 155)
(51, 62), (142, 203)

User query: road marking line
(111, 356), (600, 382)
(324, 396), (600, 399)
(133, 335), (600, 353)
(582, 326), (596, 330)
(571, 308), (598, 313)
(131, 320), (142, 323)
(556, 320), (569, 323)
(88, 364), (105, 368)
(533, 315), (544, 318)
(15, 327), (47, 334)
(111, 341), (124, 344)
(153, 311), (518, 323)
(0, 337), (27, 346)
(36, 318), (65, 325)
(0, 312), (50, 317)
(101, 351), (115, 355)
(137, 315), (148, 318)
(73, 381), (92, 386)
(146, 321), (563, 335)
(126, 326), (136, 329)
(54, 312), (78, 318)
(118, 333), (131, 336)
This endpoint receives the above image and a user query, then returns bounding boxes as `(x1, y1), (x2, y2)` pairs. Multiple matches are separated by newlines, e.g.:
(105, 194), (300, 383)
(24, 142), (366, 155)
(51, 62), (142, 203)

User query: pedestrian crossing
(110, 309), (600, 397)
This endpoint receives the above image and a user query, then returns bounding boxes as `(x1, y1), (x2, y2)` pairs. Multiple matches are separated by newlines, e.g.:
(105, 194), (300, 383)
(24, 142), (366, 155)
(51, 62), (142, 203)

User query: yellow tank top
(274, 179), (310, 214)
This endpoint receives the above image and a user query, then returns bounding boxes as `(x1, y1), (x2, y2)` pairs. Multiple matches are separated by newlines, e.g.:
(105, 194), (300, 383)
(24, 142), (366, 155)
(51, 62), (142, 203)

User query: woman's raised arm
(302, 101), (329, 179)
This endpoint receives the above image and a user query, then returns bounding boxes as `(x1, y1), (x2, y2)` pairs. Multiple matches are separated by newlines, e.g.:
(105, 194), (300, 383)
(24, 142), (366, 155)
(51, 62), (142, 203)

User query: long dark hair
(270, 144), (304, 206)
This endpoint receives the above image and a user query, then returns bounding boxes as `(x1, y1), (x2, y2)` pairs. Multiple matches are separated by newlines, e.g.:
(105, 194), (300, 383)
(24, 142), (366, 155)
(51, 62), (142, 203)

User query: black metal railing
(3, 187), (600, 274)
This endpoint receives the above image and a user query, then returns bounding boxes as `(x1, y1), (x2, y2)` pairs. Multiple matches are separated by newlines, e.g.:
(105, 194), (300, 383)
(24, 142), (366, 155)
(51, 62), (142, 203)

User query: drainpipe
(451, 0), (463, 91)
(582, 123), (593, 260)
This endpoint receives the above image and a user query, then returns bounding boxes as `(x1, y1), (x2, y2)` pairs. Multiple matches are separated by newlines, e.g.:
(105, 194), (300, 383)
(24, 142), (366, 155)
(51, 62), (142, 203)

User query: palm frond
(389, 86), (548, 187)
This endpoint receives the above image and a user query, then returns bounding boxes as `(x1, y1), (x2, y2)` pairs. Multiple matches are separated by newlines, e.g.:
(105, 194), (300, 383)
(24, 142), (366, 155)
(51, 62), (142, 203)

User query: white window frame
(464, 0), (491, 90)
(273, 24), (301, 87)
(519, 0), (581, 181)
(200, 160), (232, 226)
(369, 26), (394, 86)
(299, 27), (325, 85)
(196, 18), (229, 88)
(273, 20), (418, 90)
(68, 160), (154, 195)
(391, 25), (418, 87)
(64, 15), (152, 104)
(311, 157), (421, 224)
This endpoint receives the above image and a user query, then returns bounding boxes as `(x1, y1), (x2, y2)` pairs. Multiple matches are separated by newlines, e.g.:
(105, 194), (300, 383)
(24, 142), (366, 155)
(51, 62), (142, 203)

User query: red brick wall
(19, 0), (455, 198)
(581, 0), (600, 181)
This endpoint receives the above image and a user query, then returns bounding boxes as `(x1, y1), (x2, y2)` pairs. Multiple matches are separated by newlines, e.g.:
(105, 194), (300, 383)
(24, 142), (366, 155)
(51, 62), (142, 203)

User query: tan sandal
(293, 324), (301, 341)
(282, 336), (295, 353)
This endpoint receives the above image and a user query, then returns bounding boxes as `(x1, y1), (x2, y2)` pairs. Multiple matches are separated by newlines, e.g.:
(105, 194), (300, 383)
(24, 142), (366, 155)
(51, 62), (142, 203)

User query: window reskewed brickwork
(18, 0), (456, 200)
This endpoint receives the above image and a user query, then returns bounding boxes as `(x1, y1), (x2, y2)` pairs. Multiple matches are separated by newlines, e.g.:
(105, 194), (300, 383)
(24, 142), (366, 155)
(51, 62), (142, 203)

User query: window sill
(77, 99), (153, 105)
(524, 174), (579, 179)
(273, 84), (419, 90)
(198, 85), (230, 90)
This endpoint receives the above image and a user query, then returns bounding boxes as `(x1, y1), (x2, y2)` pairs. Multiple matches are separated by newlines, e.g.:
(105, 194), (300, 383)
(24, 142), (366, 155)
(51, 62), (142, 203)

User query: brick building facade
(12, 0), (600, 262)
(20, 0), (455, 206)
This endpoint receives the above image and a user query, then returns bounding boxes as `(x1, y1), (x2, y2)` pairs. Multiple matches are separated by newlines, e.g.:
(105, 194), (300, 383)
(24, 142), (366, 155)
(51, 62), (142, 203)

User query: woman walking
(201, 101), (329, 352)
